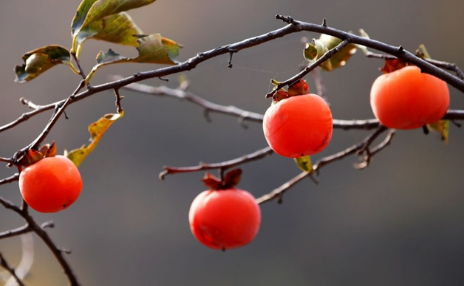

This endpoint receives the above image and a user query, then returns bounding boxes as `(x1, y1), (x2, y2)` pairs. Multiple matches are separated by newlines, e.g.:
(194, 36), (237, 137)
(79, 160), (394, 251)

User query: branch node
(237, 116), (249, 129)
(276, 14), (294, 24)
(203, 109), (212, 123)
(60, 248), (72, 255)
(228, 52), (235, 68)
(322, 18), (327, 27)
(159, 170), (168, 180)
(41, 221), (55, 229)
(451, 119), (462, 128)
(196, 53), (205, 60)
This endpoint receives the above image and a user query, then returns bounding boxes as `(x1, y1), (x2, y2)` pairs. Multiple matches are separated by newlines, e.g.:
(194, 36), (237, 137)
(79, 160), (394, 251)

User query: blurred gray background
(1, 0), (464, 285)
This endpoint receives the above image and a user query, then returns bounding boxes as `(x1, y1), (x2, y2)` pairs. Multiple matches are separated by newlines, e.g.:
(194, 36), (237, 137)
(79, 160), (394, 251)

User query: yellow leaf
(427, 120), (449, 144)
(65, 111), (124, 167)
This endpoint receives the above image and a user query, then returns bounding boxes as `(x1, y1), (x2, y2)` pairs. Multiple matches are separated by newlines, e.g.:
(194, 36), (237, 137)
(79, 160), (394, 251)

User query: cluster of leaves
(14, 0), (181, 167)
(15, 0), (181, 84)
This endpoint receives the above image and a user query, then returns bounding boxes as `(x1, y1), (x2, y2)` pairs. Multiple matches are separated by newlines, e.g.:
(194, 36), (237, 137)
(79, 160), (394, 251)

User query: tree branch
(0, 224), (32, 240)
(160, 146), (274, 179)
(256, 126), (394, 204)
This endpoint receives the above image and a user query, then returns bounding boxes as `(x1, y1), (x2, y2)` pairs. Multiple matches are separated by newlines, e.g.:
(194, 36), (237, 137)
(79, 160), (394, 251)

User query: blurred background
(1, 0), (464, 285)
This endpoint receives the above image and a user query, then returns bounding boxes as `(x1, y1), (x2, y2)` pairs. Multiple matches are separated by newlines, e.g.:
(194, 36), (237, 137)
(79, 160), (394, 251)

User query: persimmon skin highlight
(189, 188), (261, 250)
(19, 156), (82, 213)
(370, 65), (450, 130)
(263, 94), (333, 158)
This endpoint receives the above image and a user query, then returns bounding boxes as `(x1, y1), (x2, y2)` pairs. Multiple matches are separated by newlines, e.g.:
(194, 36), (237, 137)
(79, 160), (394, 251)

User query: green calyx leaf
(71, 0), (156, 55)
(294, 155), (313, 173)
(65, 110), (124, 167)
(14, 45), (71, 83)
(85, 34), (182, 83)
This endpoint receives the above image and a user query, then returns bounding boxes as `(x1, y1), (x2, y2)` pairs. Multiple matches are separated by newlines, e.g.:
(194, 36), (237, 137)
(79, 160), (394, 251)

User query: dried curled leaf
(304, 35), (357, 71)
(65, 111), (124, 167)
(319, 34), (357, 70)
(14, 45), (71, 83)
(304, 39), (332, 71)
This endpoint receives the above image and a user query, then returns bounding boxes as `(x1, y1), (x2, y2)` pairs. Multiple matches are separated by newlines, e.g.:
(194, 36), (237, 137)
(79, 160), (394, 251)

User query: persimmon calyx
(17, 142), (57, 167)
(201, 168), (242, 190)
(270, 79), (310, 103)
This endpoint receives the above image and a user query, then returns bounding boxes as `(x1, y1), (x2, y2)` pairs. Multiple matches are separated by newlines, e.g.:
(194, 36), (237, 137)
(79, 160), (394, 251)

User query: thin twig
(256, 126), (394, 204)
(266, 39), (351, 98)
(0, 174), (19, 186)
(160, 146), (274, 179)
(0, 224), (32, 240)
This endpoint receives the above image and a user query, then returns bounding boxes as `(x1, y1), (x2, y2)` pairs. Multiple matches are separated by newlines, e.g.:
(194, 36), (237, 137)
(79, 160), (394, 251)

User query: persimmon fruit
(19, 155), (82, 213)
(263, 93), (333, 158)
(370, 65), (450, 130)
(189, 188), (261, 250)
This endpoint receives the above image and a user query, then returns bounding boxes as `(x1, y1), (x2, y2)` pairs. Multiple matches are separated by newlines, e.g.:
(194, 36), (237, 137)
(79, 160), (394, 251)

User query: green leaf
(427, 120), (449, 144)
(15, 45), (71, 83)
(65, 111), (124, 167)
(74, 12), (143, 55)
(71, 0), (156, 54)
(294, 155), (313, 173)
(85, 34), (182, 82)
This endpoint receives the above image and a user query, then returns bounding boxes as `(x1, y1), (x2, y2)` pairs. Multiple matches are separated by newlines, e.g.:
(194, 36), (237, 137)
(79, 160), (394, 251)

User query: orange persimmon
(19, 155), (82, 213)
(189, 188), (261, 250)
(370, 65), (449, 129)
(263, 94), (333, 158)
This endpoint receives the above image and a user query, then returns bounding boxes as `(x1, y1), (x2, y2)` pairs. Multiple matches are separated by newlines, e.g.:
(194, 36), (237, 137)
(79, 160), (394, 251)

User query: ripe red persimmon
(370, 65), (450, 130)
(189, 188), (261, 250)
(263, 94), (333, 158)
(19, 155), (82, 213)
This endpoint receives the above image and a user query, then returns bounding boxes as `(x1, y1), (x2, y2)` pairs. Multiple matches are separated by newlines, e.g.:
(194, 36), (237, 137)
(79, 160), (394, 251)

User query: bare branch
(256, 126), (394, 204)
(366, 51), (464, 80)
(0, 224), (32, 240)
(266, 39), (351, 98)
(160, 146), (274, 179)
(0, 174), (19, 186)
